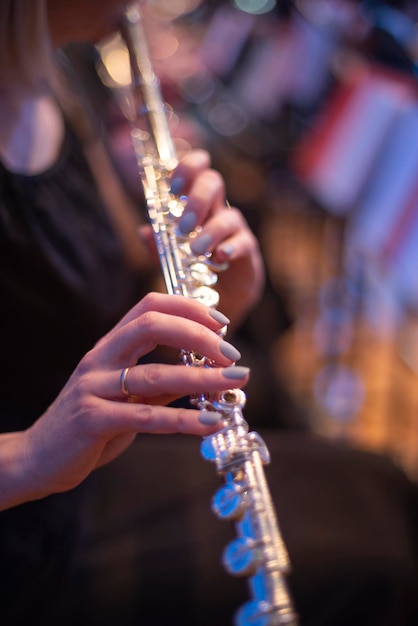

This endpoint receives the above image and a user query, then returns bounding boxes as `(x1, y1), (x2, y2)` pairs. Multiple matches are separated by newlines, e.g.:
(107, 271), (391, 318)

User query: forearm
(0, 431), (43, 512)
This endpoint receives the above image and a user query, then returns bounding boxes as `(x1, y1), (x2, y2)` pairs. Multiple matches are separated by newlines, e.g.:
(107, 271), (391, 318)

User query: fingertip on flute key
(170, 175), (186, 197)
(220, 340), (241, 362)
(222, 366), (250, 380)
(198, 410), (223, 425)
(178, 210), (197, 234)
(209, 309), (230, 326)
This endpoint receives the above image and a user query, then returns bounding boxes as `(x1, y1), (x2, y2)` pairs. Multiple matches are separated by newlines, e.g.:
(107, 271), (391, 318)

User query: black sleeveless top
(0, 120), (144, 430)
(0, 119), (148, 623)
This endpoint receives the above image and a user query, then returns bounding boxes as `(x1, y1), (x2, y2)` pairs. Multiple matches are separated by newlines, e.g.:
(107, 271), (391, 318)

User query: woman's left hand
(139, 149), (265, 329)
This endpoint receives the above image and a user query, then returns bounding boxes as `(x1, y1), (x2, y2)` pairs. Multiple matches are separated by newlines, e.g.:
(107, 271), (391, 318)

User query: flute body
(120, 5), (298, 625)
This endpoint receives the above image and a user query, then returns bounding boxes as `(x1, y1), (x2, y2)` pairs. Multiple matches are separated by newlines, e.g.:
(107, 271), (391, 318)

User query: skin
(0, 0), (265, 511)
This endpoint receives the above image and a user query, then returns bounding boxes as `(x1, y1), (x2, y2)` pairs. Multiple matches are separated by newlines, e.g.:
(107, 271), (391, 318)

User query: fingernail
(179, 211), (197, 234)
(220, 340), (241, 362)
(191, 233), (213, 255)
(198, 410), (223, 425)
(170, 176), (185, 196)
(219, 244), (234, 257)
(223, 366), (250, 379)
(209, 309), (230, 325)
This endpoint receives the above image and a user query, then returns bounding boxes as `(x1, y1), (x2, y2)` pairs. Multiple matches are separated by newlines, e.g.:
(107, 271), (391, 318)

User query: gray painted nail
(190, 233), (213, 255)
(219, 244), (234, 257)
(222, 366), (250, 379)
(198, 410), (223, 425)
(179, 211), (198, 234)
(209, 309), (230, 325)
(170, 176), (185, 196)
(220, 340), (241, 362)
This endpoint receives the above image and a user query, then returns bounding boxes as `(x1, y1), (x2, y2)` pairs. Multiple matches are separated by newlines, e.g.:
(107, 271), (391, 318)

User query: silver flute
(119, 4), (298, 625)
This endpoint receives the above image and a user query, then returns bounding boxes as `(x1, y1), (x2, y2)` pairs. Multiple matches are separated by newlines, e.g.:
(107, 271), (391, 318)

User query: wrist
(0, 430), (46, 511)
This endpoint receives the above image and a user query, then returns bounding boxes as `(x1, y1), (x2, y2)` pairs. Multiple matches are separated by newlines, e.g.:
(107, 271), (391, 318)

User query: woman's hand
(139, 149), (265, 330)
(1, 292), (249, 511)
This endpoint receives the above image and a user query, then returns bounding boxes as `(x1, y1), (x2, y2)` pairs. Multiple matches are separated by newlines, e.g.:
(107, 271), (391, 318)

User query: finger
(170, 149), (211, 194)
(186, 169), (225, 217)
(95, 361), (250, 400)
(85, 398), (225, 437)
(176, 169), (226, 235)
(188, 207), (258, 260)
(92, 309), (239, 368)
(214, 227), (261, 266)
(104, 292), (228, 336)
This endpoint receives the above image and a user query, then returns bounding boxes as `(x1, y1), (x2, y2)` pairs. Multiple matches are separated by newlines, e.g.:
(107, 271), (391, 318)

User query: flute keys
(212, 483), (247, 521)
(235, 600), (298, 626)
(235, 600), (271, 626)
(223, 536), (259, 577)
(189, 262), (218, 286)
(191, 285), (220, 308)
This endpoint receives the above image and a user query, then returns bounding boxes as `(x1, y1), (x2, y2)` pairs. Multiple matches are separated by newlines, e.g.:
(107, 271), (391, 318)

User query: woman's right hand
(1, 292), (249, 511)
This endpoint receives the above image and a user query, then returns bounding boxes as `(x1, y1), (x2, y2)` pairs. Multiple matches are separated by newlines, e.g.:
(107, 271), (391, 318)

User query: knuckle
(75, 374), (93, 398)
(141, 291), (163, 310)
(233, 208), (248, 228)
(220, 209), (237, 228)
(181, 149), (210, 169)
(72, 394), (100, 429)
(77, 349), (96, 374)
(136, 404), (155, 430)
(175, 407), (193, 430)
(193, 325), (212, 352)
(136, 309), (158, 334)
(206, 168), (223, 186)
(142, 363), (163, 389)
(205, 170), (226, 197)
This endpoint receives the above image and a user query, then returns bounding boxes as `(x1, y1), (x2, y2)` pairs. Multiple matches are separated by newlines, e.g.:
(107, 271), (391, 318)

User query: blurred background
(68, 0), (418, 479)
